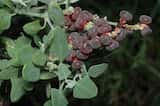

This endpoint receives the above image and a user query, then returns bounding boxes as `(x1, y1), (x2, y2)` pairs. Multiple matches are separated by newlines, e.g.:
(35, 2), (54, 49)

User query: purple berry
(89, 37), (102, 49)
(105, 40), (120, 51)
(97, 24), (112, 34)
(80, 41), (93, 54)
(72, 60), (84, 70)
(94, 18), (106, 26)
(99, 35), (114, 45)
(72, 7), (82, 20)
(65, 50), (76, 62)
(87, 27), (98, 38)
(139, 15), (152, 25)
(115, 28), (127, 41)
(120, 10), (133, 21)
(76, 50), (89, 60)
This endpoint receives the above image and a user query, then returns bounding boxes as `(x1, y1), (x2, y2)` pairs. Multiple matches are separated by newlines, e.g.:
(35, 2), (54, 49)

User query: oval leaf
(49, 27), (69, 61)
(73, 76), (98, 99)
(0, 9), (11, 31)
(88, 63), (108, 78)
(23, 20), (42, 36)
(51, 88), (68, 106)
(22, 64), (40, 82)
(10, 78), (26, 102)
(32, 50), (47, 66)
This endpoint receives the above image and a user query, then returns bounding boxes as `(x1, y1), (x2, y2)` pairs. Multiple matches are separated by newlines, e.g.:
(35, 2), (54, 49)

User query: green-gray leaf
(88, 63), (108, 78)
(0, 9), (11, 31)
(51, 88), (68, 106)
(0, 67), (18, 80)
(18, 45), (33, 64)
(56, 63), (71, 80)
(22, 64), (40, 82)
(32, 50), (47, 66)
(48, 2), (64, 26)
(10, 78), (26, 102)
(0, 0), (14, 8)
(73, 76), (98, 99)
(43, 29), (55, 49)
(0, 59), (11, 70)
(23, 20), (42, 36)
(40, 72), (56, 80)
(44, 100), (52, 106)
(49, 27), (69, 61)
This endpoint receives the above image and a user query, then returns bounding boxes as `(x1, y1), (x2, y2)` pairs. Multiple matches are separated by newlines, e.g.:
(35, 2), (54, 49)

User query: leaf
(40, 72), (56, 80)
(23, 82), (34, 91)
(0, 0), (14, 8)
(0, 59), (11, 70)
(5, 38), (17, 58)
(33, 36), (41, 47)
(0, 9), (11, 31)
(44, 100), (52, 106)
(22, 64), (40, 82)
(51, 88), (68, 106)
(49, 27), (69, 61)
(56, 63), (71, 80)
(73, 76), (98, 99)
(88, 63), (108, 78)
(23, 20), (42, 36)
(15, 35), (31, 48)
(10, 78), (26, 102)
(38, 0), (51, 4)
(32, 50), (47, 66)
(43, 29), (55, 49)
(48, 2), (64, 26)
(18, 45), (33, 64)
(0, 67), (18, 80)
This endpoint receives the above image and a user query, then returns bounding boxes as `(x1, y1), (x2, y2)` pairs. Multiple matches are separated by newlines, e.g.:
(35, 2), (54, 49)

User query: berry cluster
(64, 7), (152, 70)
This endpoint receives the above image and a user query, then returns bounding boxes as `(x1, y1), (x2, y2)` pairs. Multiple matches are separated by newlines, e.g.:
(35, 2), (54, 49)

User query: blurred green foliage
(69, 0), (160, 106)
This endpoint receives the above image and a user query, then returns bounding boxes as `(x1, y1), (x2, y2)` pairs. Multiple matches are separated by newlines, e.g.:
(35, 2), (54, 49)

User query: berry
(120, 10), (133, 21)
(89, 37), (101, 49)
(139, 15), (152, 25)
(141, 26), (152, 36)
(72, 60), (84, 70)
(65, 50), (76, 62)
(74, 11), (93, 30)
(64, 16), (72, 26)
(82, 10), (93, 21)
(80, 41), (93, 54)
(115, 28), (127, 41)
(87, 27), (98, 38)
(72, 7), (82, 20)
(94, 18), (106, 26)
(105, 40), (119, 51)
(97, 24), (112, 34)
(76, 50), (88, 60)
(68, 32), (84, 49)
(99, 35), (113, 46)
